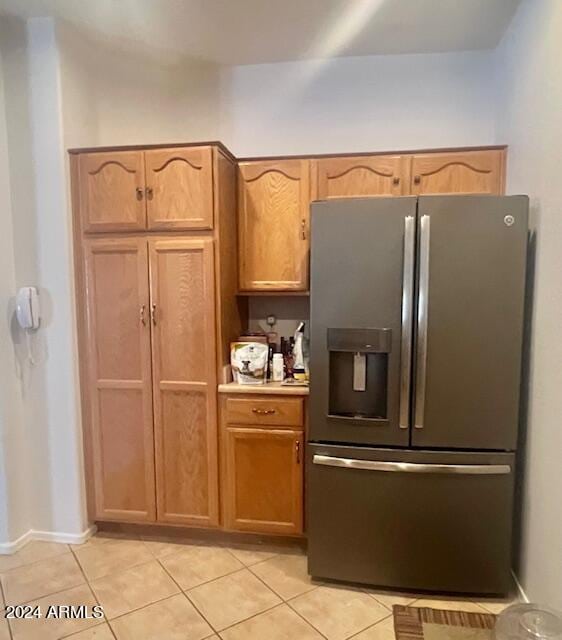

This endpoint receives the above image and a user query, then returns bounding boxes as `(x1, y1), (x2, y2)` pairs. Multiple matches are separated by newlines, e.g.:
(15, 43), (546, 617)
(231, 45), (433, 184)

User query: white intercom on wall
(16, 286), (41, 330)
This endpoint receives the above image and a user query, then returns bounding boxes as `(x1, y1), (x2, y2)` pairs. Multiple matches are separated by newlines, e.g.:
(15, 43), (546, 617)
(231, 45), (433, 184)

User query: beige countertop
(218, 381), (309, 396)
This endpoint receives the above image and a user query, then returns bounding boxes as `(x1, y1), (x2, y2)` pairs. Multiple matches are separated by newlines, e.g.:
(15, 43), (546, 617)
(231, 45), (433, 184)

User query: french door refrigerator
(307, 195), (528, 595)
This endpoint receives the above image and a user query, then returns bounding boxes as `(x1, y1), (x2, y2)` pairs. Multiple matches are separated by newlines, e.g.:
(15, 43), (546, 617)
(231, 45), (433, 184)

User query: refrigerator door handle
(399, 215), (415, 429)
(312, 455), (511, 475)
(414, 214), (430, 430)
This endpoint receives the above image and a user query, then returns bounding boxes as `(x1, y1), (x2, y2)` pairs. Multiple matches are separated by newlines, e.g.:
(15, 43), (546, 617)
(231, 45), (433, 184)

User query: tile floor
(0, 534), (518, 640)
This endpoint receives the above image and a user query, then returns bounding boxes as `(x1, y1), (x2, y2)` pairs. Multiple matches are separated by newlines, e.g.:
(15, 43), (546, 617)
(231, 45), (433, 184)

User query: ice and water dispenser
(327, 328), (391, 421)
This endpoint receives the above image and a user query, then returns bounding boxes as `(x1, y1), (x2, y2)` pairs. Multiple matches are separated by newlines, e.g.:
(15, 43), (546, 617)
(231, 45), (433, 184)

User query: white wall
(0, 16), (90, 548)
(56, 22), (221, 149)
(220, 51), (498, 156)
(496, 0), (562, 609)
(0, 43), (32, 547)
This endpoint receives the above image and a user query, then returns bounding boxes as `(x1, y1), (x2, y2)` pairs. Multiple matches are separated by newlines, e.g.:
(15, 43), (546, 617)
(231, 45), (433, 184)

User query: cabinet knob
(392, 176), (400, 186)
(136, 187), (144, 200)
(146, 186), (154, 200)
(150, 303), (157, 325)
(301, 219), (306, 240)
(295, 440), (301, 464)
(139, 304), (146, 326)
(414, 175), (421, 185)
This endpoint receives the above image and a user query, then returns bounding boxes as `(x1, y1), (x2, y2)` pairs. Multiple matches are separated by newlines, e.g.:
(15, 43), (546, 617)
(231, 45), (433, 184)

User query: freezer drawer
(307, 444), (515, 595)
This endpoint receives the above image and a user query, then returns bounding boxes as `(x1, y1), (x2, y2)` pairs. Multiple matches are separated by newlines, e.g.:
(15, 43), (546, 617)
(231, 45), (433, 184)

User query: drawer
(225, 397), (304, 427)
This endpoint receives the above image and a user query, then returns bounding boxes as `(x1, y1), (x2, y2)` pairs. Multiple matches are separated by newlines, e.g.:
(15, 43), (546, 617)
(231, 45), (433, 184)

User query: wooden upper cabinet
(84, 238), (155, 522)
(79, 152), (146, 232)
(145, 147), (214, 230)
(149, 237), (219, 527)
(313, 155), (409, 198)
(223, 427), (303, 535)
(410, 150), (505, 195)
(238, 159), (310, 291)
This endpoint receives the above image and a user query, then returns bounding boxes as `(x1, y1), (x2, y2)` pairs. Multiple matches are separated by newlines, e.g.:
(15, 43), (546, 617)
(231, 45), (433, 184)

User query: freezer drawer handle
(312, 454), (511, 475)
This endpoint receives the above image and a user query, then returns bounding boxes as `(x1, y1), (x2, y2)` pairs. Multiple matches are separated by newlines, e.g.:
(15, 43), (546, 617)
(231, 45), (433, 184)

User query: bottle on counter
(293, 322), (307, 381)
(272, 353), (285, 382)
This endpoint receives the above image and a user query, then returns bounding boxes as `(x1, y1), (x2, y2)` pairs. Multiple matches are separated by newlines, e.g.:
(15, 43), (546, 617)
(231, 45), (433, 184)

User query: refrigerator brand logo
(504, 215), (515, 226)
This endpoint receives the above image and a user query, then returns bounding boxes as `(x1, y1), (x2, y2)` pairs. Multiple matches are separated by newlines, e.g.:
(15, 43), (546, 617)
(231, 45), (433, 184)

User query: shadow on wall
(512, 220), (537, 577)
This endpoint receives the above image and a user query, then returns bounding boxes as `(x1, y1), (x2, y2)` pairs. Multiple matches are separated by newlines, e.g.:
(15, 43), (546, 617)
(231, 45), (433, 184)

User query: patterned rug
(393, 605), (497, 640)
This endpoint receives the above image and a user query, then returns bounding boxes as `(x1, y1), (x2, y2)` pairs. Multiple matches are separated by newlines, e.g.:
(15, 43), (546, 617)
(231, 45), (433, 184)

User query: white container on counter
(272, 353), (285, 382)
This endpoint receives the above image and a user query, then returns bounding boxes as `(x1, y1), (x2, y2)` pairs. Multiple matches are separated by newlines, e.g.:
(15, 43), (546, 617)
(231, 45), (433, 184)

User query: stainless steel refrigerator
(307, 195), (528, 595)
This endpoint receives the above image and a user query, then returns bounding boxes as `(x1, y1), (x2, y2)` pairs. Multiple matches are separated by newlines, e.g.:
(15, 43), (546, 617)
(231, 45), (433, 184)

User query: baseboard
(0, 525), (97, 555)
(512, 570), (529, 602)
(0, 530), (34, 555)
(32, 525), (97, 546)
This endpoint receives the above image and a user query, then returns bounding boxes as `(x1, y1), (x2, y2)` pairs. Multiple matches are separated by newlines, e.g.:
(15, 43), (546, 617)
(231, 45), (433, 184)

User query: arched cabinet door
(238, 159), (310, 291)
(145, 147), (213, 230)
(313, 155), (409, 198)
(410, 150), (505, 195)
(79, 152), (146, 232)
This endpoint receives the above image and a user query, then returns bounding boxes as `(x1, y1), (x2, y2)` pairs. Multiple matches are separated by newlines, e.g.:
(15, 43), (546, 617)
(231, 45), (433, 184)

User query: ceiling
(0, 0), (522, 65)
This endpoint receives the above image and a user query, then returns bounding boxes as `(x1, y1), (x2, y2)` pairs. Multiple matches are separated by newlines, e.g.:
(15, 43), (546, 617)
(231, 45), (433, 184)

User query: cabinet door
(224, 427), (303, 534)
(79, 152), (146, 232)
(84, 238), (155, 521)
(314, 155), (409, 198)
(410, 150), (505, 195)
(239, 160), (310, 291)
(145, 147), (214, 230)
(149, 238), (219, 526)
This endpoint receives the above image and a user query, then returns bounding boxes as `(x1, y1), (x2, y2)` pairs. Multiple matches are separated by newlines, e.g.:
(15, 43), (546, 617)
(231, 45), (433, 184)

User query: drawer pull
(296, 440), (301, 464)
(251, 408), (276, 415)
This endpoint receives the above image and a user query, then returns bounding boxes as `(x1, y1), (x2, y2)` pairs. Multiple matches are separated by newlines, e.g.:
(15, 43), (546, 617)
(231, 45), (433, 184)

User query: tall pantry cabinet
(71, 144), (242, 526)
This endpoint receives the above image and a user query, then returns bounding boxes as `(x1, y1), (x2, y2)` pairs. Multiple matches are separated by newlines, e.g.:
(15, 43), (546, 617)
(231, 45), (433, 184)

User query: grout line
(364, 591), (393, 611)
(106, 592), (186, 625)
(86, 570), (182, 625)
(67, 545), (117, 639)
(73, 546), (191, 631)
(160, 560), (250, 594)
(364, 590), (420, 610)
(233, 563), (284, 603)
(284, 597), (330, 640)
(157, 556), (221, 635)
(72, 540), (154, 582)
(0, 546), (71, 576)
(211, 600), (287, 636)
(347, 612), (394, 640)
(11, 578), (87, 608)
(0, 579), (14, 640)
(245, 559), (318, 602)
(178, 565), (286, 635)
(59, 621), (108, 640)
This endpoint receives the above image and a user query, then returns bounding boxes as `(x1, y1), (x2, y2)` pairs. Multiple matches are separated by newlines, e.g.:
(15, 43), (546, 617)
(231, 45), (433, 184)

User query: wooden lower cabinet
(223, 426), (304, 535)
(220, 394), (305, 535)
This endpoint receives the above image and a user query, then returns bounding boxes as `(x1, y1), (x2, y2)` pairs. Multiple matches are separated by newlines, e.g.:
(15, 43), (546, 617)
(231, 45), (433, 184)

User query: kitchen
(0, 1), (561, 639)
